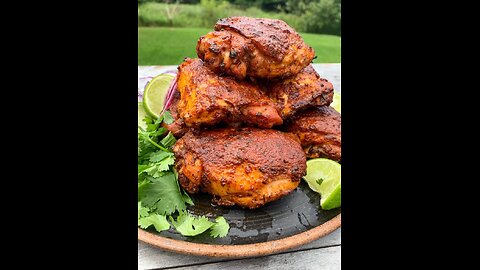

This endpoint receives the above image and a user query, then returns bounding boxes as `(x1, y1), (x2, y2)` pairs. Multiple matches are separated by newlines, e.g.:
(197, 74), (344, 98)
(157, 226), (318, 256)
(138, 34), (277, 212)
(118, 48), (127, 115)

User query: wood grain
(170, 246), (341, 270)
(138, 228), (340, 270)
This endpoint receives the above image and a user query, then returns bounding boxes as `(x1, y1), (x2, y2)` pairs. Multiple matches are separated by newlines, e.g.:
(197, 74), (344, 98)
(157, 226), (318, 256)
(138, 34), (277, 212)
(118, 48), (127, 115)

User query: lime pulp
(331, 92), (341, 113)
(303, 158), (341, 210)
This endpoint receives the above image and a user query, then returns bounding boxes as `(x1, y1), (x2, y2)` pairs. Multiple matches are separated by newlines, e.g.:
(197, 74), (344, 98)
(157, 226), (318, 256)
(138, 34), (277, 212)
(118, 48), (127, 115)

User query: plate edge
(138, 213), (341, 258)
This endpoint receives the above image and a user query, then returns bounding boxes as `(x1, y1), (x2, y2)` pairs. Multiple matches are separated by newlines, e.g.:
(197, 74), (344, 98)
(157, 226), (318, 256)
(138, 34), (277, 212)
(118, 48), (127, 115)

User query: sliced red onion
(138, 71), (179, 105)
(161, 73), (178, 115)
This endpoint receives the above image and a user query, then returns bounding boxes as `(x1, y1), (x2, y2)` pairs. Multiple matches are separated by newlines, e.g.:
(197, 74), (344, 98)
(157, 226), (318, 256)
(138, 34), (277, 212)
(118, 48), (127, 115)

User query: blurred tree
(258, 0), (286, 11)
(284, 0), (305, 13)
(200, 0), (233, 26)
(162, 0), (182, 26)
(302, 0), (340, 35)
(227, 0), (286, 11)
(226, 0), (258, 8)
(138, 0), (200, 4)
(284, 0), (340, 35)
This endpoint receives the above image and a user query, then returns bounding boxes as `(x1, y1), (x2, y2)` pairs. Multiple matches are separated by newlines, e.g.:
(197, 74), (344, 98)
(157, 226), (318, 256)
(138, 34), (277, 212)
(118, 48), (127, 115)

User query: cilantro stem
(146, 136), (169, 152)
(138, 126), (170, 152)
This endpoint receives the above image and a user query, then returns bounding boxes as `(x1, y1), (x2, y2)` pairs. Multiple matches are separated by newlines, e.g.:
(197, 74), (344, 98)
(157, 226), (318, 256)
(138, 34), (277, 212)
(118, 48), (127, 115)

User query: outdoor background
(138, 0), (341, 65)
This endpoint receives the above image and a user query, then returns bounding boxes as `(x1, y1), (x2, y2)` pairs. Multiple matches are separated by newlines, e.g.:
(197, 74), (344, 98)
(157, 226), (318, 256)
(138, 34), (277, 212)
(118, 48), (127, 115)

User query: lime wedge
(138, 102), (149, 131)
(331, 92), (341, 113)
(303, 158), (341, 210)
(143, 74), (175, 119)
(321, 184), (341, 210)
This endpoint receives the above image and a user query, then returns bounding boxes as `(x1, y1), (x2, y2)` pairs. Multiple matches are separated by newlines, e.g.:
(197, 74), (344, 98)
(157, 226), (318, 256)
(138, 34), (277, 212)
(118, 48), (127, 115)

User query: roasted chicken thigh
(267, 65), (334, 119)
(284, 106), (341, 162)
(197, 17), (315, 80)
(173, 127), (306, 209)
(176, 58), (283, 129)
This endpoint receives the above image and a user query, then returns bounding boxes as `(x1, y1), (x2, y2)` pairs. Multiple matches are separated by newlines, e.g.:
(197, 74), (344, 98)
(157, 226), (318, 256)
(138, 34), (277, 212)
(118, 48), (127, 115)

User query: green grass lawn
(139, 27), (340, 65)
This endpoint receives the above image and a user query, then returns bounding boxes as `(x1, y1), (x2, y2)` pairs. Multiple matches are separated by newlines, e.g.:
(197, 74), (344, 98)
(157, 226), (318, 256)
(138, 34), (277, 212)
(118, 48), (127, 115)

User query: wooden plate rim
(138, 213), (341, 258)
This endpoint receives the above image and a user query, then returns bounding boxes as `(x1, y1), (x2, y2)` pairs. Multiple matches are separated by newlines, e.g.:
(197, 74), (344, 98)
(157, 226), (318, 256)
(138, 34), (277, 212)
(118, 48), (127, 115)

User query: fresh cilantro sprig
(138, 172), (186, 215)
(209, 217), (230, 238)
(169, 211), (230, 237)
(170, 211), (215, 236)
(138, 111), (230, 237)
(138, 212), (170, 232)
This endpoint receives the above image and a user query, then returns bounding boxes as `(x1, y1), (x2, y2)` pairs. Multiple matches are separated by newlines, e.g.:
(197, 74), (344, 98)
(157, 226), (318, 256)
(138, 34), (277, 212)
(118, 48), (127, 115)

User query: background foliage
(138, 0), (341, 35)
(138, 0), (340, 64)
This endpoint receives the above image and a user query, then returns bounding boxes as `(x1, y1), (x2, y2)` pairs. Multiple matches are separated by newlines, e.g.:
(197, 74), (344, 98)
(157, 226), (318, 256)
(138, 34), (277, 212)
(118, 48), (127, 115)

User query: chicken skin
(197, 17), (315, 80)
(173, 127), (306, 209)
(285, 106), (341, 162)
(177, 58), (283, 129)
(161, 88), (188, 138)
(267, 65), (334, 119)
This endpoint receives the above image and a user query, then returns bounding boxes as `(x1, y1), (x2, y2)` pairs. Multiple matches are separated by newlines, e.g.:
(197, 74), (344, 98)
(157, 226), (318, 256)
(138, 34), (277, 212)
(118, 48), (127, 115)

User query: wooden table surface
(138, 64), (341, 270)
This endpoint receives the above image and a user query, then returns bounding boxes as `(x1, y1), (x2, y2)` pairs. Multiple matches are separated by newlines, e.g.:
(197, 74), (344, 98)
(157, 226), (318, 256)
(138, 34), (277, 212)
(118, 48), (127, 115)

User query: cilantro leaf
(182, 190), (194, 206)
(138, 154), (175, 178)
(138, 172), (187, 215)
(138, 202), (150, 219)
(210, 216), (230, 238)
(316, 178), (324, 186)
(138, 176), (149, 191)
(142, 166), (158, 177)
(146, 157), (175, 177)
(143, 115), (154, 124)
(156, 154), (175, 171)
(149, 151), (174, 163)
(138, 164), (153, 175)
(160, 132), (177, 148)
(146, 115), (163, 132)
(138, 214), (170, 232)
(142, 115), (154, 127)
(170, 211), (214, 236)
(163, 111), (174, 124)
(138, 125), (168, 152)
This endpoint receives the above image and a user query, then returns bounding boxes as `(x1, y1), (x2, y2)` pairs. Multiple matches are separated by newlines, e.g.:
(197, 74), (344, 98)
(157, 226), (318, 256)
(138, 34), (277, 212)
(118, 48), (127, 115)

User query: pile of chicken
(164, 17), (341, 209)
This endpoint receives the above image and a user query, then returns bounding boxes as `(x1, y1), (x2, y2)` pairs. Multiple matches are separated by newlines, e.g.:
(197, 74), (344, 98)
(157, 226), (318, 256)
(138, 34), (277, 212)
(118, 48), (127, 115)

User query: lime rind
(320, 183), (341, 210)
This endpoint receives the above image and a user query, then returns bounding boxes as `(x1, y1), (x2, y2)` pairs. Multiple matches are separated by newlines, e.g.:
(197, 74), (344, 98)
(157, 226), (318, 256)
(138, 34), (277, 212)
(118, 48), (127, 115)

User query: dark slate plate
(142, 180), (341, 245)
